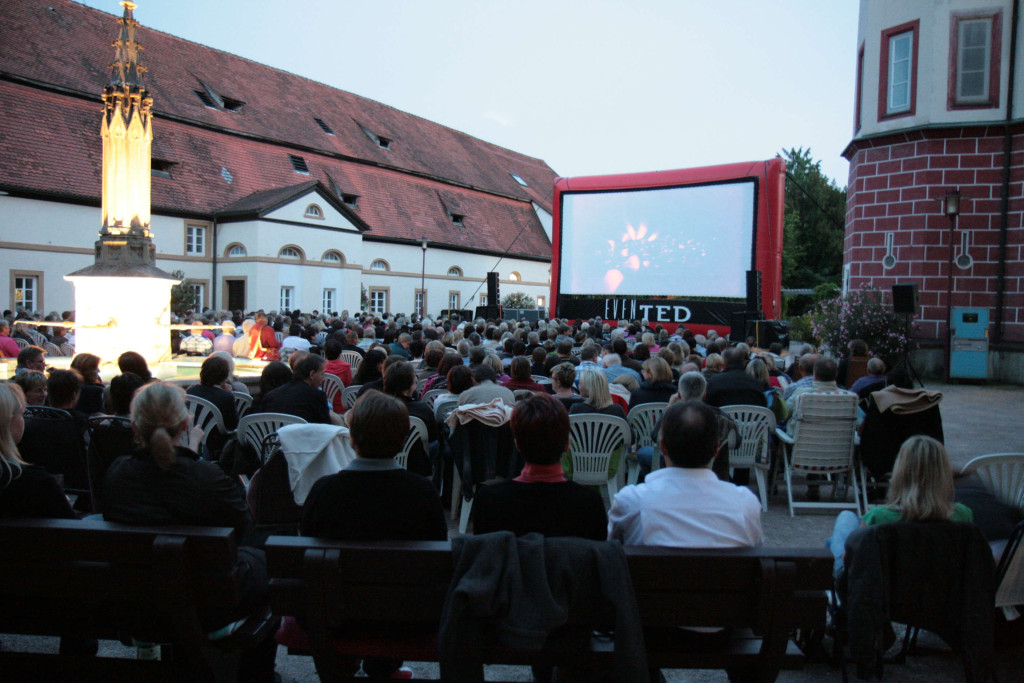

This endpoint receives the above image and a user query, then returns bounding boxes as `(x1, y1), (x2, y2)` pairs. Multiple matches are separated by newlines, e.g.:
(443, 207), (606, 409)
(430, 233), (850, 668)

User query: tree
(780, 148), (846, 303)
(501, 292), (535, 309)
(169, 270), (198, 316)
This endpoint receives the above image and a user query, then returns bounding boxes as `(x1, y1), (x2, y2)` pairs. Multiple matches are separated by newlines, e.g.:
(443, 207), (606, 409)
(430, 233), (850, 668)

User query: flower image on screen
(558, 179), (756, 299)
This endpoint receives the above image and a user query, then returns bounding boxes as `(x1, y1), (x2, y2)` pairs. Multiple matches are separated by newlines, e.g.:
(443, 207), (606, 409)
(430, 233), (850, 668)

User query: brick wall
(844, 125), (1024, 343)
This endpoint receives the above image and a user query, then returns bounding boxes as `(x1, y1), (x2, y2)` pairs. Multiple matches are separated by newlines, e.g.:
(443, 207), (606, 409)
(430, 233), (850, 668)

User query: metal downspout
(994, 0), (1019, 341)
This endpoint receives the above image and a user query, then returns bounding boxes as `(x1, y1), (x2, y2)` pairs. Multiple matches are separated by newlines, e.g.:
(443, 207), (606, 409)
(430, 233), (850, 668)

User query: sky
(76, 0), (860, 188)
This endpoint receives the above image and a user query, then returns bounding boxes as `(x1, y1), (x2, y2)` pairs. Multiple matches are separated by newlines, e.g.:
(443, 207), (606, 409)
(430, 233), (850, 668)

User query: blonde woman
(0, 382), (74, 519)
(570, 369), (626, 419)
(103, 381), (278, 681)
(826, 435), (972, 575)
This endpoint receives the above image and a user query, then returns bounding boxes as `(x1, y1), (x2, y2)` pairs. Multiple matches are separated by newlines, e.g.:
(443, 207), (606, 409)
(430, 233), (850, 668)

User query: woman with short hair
(628, 357), (677, 410)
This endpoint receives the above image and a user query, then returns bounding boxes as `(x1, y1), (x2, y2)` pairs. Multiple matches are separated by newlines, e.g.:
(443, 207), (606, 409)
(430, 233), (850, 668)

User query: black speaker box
(486, 272), (499, 303)
(892, 283), (919, 315)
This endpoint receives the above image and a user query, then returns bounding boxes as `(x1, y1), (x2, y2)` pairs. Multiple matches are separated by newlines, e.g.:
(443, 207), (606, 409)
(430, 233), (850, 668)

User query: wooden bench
(266, 536), (832, 682)
(0, 518), (276, 682)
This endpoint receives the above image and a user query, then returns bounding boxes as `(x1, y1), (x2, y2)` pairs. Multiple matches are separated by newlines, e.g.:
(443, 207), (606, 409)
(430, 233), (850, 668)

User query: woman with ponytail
(103, 381), (279, 682)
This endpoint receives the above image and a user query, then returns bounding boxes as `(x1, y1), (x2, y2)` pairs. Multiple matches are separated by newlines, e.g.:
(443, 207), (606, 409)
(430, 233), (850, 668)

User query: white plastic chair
(341, 385), (362, 410)
(531, 375), (552, 385)
(27, 330), (46, 346)
(237, 413), (308, 463)
(775, 392), (863, 517)
(60, 343), (76, 357)
(43, 341), (63, 357)
(395, 417), (429, 470)
(232, 391), (253, 419)
(13, 337), (29, 350)
(414, 377), (429, 400)
(567, 413), (630, 503)
(183, 394), (233, 457)
(340, 351), (363, 375)
(320, 373), (345, 411)
(625, 402), (668, 486)
(960, 452), (1024, 618)
(960, 453), (1024, 511)
(721, 405), (776, 512)
(421, 388), (446, 409)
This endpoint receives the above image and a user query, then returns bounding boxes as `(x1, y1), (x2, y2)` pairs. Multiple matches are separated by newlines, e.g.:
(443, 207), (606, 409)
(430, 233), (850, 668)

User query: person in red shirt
(247, 312), (281, 361)
(0, 320), (21, 358)
(322, 338), (352, 412)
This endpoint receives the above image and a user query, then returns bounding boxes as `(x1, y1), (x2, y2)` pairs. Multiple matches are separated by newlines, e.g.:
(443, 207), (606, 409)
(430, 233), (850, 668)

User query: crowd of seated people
(1, 304), (1019, 680)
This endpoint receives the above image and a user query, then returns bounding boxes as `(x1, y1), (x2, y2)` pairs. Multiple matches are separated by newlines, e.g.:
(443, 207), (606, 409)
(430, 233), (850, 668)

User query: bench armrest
(775, 428), (793, 444)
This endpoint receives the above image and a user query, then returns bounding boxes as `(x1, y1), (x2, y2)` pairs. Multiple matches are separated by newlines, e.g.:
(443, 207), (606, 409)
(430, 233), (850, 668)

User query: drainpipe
(994, 0), (1019, 342)
(210, 218), (218, 310)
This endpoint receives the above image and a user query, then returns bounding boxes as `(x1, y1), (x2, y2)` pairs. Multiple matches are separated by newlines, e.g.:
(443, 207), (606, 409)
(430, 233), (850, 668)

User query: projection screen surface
(558, 180), (756, 299)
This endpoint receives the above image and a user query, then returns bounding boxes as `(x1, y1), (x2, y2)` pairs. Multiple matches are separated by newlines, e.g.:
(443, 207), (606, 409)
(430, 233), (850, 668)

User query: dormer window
(289, 155), (310, 174)
(220, 96), (244, 113)
(194, 82), (244, 112)
(313, 117), (335, 135)
(151, 159), (176, 179)
(304, 203), (323, 219)
(510, 173), (528, 187)
(450, 213), (465, 226)
(194, 89), (217, 108)
(327, 174), (360, 209)
(356, 121), (392, 150)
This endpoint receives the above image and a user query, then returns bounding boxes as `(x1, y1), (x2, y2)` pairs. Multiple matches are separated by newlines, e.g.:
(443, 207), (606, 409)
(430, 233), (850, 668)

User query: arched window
(509, 271), (521, 281)
(226, 243), (246, 257)
(322, 250), (344, 264)
(371, 259), (389, 272)
(447, 266), (463, 277)
(279, 246), (303, 260)
(304, 203), (323, 218)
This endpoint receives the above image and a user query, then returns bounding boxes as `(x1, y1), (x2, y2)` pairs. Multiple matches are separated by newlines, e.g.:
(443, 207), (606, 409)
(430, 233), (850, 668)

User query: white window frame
(449, 291), (460, 311)
(279, 246), (302, 260)
(13, 274), (38, 312)
(887, 31), (913, 114)
(447, 266), (463, 277)
(322, 288), (335, 313)
(189, 282), (206, 310)
(280, 286), (294, 311)
(371, 259), (389, 272)
(479, 294), (487, 307)
(957, 18), (992, 102)
(415, 289), (426, 316)
(537, 296), (546, 308)
(227, 244), (246, 257)
(186, 224), (207, 256)
(369, 288), (388, 315)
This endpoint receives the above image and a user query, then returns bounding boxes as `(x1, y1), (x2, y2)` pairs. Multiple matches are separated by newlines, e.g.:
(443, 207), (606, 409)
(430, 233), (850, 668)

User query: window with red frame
(949, 12), (1001, 109)
(878, 20), (919, 119)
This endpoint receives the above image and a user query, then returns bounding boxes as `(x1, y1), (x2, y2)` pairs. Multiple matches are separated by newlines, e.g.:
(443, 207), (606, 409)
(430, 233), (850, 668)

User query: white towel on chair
(445, 398), (513, 429)
(277, 423), (357, 504)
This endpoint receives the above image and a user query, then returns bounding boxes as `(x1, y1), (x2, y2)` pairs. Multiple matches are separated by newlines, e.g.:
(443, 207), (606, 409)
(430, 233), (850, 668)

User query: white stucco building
(0, 0), (556, 319)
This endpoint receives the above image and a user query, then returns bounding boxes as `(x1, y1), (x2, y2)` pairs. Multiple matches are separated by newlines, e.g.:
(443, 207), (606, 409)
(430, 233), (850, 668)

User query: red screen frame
(550, 158), (785, 329)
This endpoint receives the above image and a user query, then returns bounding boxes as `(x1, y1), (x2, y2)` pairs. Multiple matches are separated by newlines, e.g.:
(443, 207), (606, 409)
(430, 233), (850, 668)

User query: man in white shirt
(607, 400), (763, 548)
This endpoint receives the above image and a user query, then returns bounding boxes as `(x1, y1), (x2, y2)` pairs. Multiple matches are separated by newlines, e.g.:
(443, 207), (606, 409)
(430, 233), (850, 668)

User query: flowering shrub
(810, 286), (916, 364)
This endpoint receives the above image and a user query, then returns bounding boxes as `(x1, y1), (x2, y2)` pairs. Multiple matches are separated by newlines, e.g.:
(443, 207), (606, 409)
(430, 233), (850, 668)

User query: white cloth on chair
(445, 398), (512, 429)
(277, 423), (356, 504)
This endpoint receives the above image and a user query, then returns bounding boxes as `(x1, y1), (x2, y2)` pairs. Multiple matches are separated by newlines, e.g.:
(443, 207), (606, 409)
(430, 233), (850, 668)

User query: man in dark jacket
(259, 354), (339, 425)
(705, 347), (767, 409)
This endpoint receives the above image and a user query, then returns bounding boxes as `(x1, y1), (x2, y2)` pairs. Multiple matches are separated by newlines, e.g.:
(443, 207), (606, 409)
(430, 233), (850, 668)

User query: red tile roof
(0, 0), (556, 260)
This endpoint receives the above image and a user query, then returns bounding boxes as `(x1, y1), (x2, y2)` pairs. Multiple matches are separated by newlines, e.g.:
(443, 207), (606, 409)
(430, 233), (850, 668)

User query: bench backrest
(0, 518), (242, 637)
(266, 537), (832, 632)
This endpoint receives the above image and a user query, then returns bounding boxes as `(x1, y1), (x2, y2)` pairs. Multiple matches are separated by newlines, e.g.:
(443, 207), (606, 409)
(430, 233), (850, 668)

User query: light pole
(943, 188), (961, 381)
(420, 237), (427, 318)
